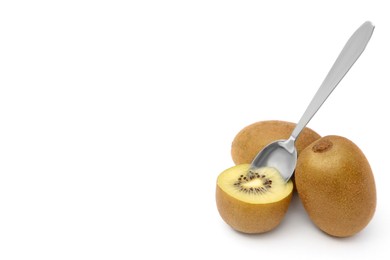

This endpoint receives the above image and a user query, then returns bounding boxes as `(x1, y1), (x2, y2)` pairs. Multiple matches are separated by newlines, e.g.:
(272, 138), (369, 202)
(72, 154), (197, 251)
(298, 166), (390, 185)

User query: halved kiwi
(216, 164), (293, 233)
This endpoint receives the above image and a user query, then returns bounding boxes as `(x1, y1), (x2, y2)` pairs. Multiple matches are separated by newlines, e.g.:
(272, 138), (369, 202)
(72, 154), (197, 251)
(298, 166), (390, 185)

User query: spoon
(250, 21), (375, 182)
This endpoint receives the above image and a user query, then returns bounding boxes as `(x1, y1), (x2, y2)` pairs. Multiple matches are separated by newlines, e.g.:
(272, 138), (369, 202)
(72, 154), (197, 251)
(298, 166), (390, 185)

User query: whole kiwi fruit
(231, 120), (321, 165)
(295, 135), (376, 237)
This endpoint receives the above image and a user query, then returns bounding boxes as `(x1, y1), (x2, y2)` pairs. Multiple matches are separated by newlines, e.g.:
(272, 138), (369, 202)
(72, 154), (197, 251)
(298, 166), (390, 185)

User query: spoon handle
(290, 21), (374, 140)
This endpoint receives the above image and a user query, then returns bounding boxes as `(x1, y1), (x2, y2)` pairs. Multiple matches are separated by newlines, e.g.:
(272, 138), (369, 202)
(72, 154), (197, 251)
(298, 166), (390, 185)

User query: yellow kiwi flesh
(216, 164), (293, 233)
(231, 120), (321, 165)
(295, 135), (376, 237)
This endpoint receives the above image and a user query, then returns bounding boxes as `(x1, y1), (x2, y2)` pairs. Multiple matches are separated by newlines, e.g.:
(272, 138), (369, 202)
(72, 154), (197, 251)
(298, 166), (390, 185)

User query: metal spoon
(250, 21), (375, 182)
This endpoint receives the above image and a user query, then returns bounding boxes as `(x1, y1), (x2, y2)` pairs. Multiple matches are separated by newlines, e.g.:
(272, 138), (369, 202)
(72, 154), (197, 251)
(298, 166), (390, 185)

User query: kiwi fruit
(231, 120), (321, 165)
(295, 135), (376, 237)
(216, 164), (293, 233)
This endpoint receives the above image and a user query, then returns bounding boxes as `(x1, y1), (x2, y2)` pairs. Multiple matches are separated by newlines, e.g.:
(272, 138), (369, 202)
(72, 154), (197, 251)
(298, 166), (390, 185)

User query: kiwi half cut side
(216, 164), (293, 234)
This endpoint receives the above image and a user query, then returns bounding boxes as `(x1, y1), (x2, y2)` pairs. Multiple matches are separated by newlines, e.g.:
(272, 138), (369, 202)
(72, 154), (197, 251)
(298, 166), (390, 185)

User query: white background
(1, 1), (389, 259)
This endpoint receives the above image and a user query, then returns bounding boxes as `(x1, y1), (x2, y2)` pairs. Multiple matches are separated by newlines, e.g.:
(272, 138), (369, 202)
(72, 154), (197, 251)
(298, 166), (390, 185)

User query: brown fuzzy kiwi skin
(231, 120), (321, 165)
(295, 135), (376, 237)
(216, 185), (293, 234)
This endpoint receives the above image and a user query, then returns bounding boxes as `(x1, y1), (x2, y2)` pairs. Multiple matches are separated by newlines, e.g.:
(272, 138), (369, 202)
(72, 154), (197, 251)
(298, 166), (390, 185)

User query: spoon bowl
(251, 138), (297, 181)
